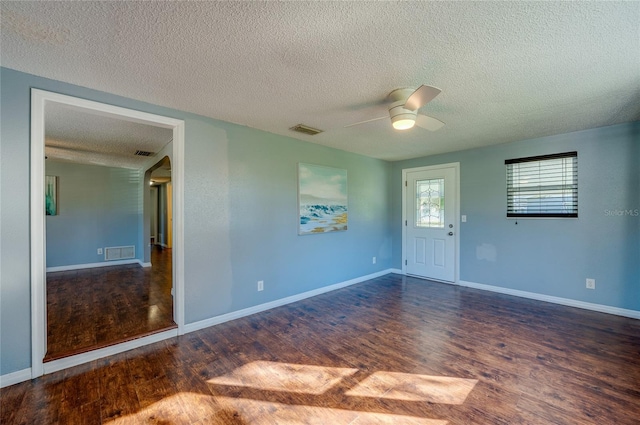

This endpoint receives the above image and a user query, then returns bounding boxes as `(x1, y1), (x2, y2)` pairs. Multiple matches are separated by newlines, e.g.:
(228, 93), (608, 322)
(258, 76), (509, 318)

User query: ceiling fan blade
(343, 116), (388, 128)
(415, 114), (445, 131)
(403, 85), (441, 111)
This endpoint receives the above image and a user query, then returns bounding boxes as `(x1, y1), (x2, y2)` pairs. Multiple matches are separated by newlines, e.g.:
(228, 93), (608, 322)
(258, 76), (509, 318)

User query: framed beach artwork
(45, 175), (58, 216)
(298, 163), (348, 235)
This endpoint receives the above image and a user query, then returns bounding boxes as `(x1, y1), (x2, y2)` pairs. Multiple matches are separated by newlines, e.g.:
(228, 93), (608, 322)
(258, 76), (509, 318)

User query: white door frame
(402, 162), (460, 283)
(30, 89), (186, 377)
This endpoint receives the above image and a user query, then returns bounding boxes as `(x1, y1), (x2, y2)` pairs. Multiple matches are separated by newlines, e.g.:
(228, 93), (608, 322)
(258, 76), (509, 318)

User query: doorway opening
(31, 89), (185, 377)
(149, 156), (173, 250)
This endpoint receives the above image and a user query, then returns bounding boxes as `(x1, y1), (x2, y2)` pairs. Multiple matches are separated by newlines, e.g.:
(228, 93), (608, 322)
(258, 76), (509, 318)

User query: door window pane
(416, 178), (444, 228)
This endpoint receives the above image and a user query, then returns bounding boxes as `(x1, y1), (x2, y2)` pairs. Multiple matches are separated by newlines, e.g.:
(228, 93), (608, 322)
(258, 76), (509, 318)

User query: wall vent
(134, 150), (154, 156)
(289, 124), (323, 136)
(104, 245), (135, 261)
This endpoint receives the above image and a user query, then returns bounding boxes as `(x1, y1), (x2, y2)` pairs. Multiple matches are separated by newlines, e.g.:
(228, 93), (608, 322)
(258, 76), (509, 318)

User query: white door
(404, 165), (457, 282)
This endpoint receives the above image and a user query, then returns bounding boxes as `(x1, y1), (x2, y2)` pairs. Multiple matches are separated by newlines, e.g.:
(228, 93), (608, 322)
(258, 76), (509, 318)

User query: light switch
(461, 215), (467, 222)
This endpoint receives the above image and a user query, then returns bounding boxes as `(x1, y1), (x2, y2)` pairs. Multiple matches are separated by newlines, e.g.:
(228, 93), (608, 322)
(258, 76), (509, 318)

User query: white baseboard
(459, 280), (640, 320)
(184, 268), (394, 334)
(46, 259), (140, 272)
(43, 328), (178, 375)
(4, 269), (390, 386)
(0, 368), (32, 388)
(6, 270), (637, 388)
(139, 261), (152, 268)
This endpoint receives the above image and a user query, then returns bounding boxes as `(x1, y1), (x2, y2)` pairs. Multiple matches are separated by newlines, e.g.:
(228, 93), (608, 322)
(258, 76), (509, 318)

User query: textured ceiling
(45, 102), (173, 169)
(2, 1), (639, 162)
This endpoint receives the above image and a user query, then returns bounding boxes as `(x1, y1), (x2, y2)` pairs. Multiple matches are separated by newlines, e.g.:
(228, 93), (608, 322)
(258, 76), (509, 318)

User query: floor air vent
(105, 245), (135, 261)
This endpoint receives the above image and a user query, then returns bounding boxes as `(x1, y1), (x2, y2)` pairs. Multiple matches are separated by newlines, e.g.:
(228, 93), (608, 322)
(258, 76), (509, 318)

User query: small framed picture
(45, 175), (58, 216)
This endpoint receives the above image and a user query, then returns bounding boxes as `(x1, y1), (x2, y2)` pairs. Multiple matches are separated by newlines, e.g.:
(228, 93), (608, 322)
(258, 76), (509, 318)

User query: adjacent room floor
(3, 274), (639, 424)
(44, 246), (176, 361)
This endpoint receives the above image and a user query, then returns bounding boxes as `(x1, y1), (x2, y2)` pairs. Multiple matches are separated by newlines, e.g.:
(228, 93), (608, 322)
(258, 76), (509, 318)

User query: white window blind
(506, 151), (577, 218)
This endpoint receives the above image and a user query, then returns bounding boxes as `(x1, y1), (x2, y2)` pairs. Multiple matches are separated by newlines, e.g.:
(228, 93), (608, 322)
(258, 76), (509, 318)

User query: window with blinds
(505, 151), (577, 218)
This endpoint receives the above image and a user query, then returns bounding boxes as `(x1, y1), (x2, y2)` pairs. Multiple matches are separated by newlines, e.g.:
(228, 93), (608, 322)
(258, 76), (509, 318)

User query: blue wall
(45, 161), (141, 267)
(1, 65), (637, 378)
(392, 122), (640, 310)
(0, 67), (393, 375)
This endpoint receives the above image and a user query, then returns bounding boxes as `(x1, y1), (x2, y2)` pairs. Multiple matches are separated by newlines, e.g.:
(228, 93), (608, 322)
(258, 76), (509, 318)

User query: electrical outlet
(586, 278), (595, 289)
(462, 215), (467, 222)
(97, 248), (103, 255)
(372, 257), (376, 264)
(257, 280), (264, 291)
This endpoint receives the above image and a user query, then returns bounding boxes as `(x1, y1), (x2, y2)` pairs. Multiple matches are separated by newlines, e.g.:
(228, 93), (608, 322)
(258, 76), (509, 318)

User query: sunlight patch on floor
(214, 396), (448, 425)
(106, 393), (220, 424)
(106, 392), (448, 425)
(207, 360), (358, 395)
(345, 371), (478, 404)
(107, 362), (475, 423)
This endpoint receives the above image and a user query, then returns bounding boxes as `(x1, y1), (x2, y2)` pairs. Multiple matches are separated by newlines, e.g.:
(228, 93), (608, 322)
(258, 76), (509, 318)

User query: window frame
(505, 151), (578, 219)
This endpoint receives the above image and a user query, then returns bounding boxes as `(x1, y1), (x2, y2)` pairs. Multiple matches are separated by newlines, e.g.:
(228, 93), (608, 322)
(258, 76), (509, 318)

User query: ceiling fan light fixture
(343, 85), (444, 132)
(392, 116), (416, 130)
(389, 102), (417, 130)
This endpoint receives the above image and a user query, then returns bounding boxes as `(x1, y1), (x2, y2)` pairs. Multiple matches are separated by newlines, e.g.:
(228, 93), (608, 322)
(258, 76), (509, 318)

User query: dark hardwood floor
(3, 274), (639, 424)
(44, 246), (176, 361)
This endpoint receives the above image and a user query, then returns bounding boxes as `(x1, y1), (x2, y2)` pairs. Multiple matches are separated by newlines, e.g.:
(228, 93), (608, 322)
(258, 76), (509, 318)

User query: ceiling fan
(345, 85), (444, 131)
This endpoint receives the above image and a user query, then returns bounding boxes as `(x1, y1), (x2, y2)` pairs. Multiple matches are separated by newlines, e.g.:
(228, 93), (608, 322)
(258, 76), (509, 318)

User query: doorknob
(448, 231), (454, 236)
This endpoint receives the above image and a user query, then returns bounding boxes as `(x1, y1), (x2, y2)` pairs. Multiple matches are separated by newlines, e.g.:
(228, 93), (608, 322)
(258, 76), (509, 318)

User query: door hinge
(405, 260), (407, 265)
(405, 220), (407, 226)
(405, 180), (407, 187)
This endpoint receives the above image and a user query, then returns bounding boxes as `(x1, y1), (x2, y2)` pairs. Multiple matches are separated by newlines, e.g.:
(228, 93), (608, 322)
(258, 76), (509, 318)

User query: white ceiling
(45, 102), (173, 169)
(2, 1), (639, 162)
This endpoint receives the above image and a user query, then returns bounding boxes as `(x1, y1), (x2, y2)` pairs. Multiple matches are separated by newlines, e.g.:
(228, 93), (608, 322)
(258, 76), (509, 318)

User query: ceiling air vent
(289, 124), (323, 136)
(134, 150), (154, 156)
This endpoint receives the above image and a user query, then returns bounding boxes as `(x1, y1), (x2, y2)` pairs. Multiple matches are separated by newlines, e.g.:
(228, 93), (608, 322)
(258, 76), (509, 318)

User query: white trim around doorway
(30, 89), (186, 378)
